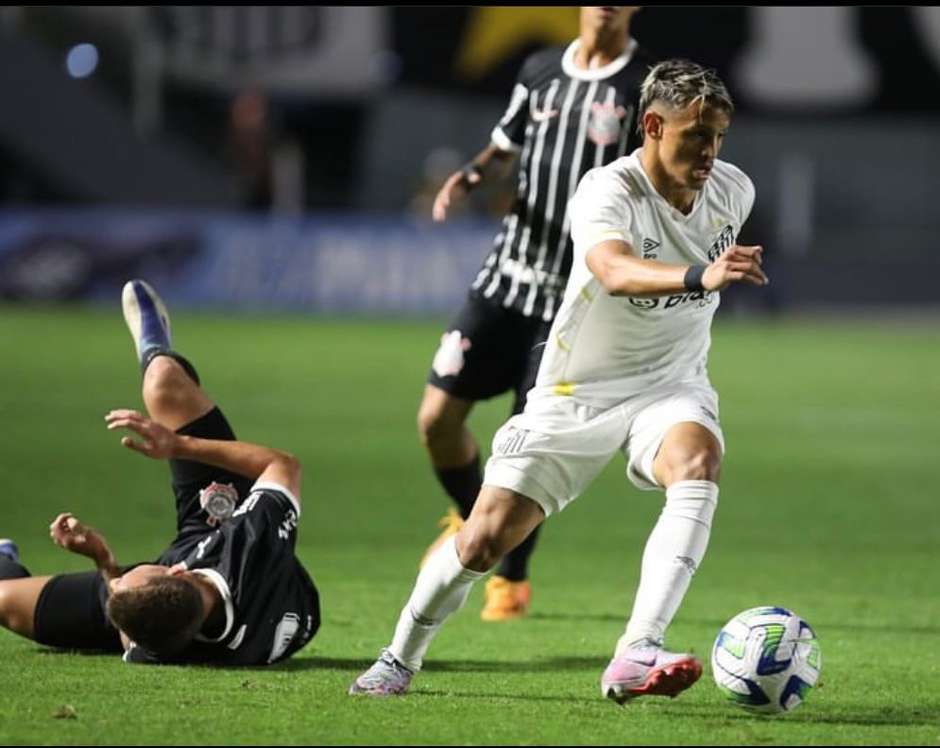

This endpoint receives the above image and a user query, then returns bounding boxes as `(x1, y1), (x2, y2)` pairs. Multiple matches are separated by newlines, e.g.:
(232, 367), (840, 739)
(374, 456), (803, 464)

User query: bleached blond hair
(637, 59), (734, 138)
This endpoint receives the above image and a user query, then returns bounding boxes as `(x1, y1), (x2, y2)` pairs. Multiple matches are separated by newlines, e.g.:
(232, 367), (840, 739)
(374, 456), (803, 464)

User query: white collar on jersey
(562, 37), (638, 81)
(191, 567), (235, 643)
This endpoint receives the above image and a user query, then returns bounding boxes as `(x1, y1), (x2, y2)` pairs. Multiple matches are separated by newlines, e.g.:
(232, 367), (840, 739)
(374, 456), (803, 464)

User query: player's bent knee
(416, 401), (464, 448)
(143, 355), (187, 389)
(658, 447), (722, 486)
(676, 449), (721, 483)
(656, 423), (723, 486)
(455, 527), (504, 572)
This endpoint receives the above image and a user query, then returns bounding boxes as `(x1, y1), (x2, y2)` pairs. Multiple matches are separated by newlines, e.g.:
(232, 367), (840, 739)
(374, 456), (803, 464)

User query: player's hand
(49, 513), (109, 562)
(432, 168), (481, 222)
(104, 409), (178, 460)
(702, 245), (769, 291)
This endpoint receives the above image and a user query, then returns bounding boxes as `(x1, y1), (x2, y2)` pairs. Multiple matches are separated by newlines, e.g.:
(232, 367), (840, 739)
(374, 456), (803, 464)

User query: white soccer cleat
(349, 649), (414, 696)
(121, 279), (171, 362)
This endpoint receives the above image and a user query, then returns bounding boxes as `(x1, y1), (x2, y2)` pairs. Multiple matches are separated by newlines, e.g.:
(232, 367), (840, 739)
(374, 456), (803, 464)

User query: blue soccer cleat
(122, 279), (171, 364)
(0, 538), (19, 563)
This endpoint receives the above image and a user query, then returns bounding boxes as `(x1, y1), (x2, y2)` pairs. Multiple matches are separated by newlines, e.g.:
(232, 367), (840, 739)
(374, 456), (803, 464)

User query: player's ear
(167, 563), (187, 576)
(643, 110), (664, 141)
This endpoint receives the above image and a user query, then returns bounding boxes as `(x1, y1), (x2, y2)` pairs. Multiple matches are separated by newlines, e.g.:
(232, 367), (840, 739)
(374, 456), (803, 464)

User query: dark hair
(637, 59), (734, 138)
(106, 576), (204, 656)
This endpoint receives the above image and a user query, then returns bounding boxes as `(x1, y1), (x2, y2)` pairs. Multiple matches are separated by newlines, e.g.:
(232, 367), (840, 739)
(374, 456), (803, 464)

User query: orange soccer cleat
(480, 575), (531, 622)
(419, 508), (465, 569)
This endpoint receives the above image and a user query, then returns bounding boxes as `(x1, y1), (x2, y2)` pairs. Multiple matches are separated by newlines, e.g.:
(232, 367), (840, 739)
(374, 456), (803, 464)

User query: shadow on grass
(661, 700), (940, 728)
(423, 655), (607, 673)
(528, 611), (625, 623)
(417, 688), (601, 706)
(35, 647), (116, 658)
(31, 647), (610, 674)
(33, 647), (370, 673)
(415, 693), (940, 726)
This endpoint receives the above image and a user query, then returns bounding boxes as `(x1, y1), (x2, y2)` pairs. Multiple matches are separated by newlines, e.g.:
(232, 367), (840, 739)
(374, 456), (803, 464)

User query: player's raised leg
(122, 280), (214, 430)
(350, 485), (545, 696)
(602, 422), (721, 704)
(121, 280), (252, 536)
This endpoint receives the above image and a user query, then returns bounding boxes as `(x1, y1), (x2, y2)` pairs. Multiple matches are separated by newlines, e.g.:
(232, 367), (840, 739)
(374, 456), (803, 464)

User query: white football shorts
(483, 383), (725, 516)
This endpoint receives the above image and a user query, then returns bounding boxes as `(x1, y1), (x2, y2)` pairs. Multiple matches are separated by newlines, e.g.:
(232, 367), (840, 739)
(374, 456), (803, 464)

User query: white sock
(388, 536), (485, 672)
(618, 480), (719, 656)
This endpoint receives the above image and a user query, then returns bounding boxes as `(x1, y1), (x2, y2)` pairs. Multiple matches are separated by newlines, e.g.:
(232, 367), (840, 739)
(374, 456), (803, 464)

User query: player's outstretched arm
(587, 240), (768, 297)
(432, 144), (517, 222)
(104, 409), (302, 500)
(49, 513), (121, 581)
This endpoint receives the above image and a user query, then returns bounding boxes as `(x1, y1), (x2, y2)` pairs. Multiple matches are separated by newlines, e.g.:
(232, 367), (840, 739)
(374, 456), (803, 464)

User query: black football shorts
(427, 291), (553, 415)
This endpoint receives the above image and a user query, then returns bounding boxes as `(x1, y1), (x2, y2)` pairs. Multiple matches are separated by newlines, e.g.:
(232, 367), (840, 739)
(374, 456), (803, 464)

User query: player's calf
(142, 356), (210, 418)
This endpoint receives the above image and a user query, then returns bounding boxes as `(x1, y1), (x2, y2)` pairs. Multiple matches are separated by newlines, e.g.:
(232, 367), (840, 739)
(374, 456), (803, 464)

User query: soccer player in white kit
(351, 59), (769, 703)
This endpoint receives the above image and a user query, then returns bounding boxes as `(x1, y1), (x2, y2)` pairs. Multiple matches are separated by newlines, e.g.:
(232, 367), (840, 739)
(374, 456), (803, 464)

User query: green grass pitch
(0, 306), (938, 745)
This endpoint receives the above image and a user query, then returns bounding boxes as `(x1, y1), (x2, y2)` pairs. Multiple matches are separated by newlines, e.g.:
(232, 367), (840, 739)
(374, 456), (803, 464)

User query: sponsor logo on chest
(628, 290), (717, 311)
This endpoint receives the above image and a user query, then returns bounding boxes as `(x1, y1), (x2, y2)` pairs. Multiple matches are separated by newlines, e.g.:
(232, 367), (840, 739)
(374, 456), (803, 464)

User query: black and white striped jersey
(471, 38), (655, 321)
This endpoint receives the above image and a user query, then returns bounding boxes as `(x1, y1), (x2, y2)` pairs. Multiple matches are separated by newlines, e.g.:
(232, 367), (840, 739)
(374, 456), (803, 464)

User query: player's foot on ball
(601, 642), (702, 705)
(349, 649), (414, 696)
(122, 279), (171, 363)
(480, 575), (531, 622)
(0, 538), (19, 562)
(419, 508), (464, 569)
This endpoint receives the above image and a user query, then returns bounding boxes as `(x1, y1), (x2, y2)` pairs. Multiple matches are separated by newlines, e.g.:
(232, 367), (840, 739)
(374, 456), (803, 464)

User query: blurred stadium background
(0, 6), (938, 313)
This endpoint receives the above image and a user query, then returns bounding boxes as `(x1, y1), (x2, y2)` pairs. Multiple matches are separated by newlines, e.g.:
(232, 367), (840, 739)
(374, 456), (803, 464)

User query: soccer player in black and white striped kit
(418, 6), (656, 621)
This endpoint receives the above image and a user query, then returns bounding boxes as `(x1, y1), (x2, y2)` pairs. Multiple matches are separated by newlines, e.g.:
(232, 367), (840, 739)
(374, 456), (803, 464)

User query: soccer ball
(711, 606), (821, 714)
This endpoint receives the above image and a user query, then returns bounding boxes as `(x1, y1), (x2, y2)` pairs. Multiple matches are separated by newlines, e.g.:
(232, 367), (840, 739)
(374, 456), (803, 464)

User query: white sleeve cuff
(250, 480), (302, 517)
(588, 229), (628, 245)
(491, 126), (522, 153)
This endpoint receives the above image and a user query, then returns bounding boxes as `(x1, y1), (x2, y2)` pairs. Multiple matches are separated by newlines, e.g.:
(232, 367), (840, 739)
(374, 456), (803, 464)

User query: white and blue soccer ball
(711, 606), (821, 714)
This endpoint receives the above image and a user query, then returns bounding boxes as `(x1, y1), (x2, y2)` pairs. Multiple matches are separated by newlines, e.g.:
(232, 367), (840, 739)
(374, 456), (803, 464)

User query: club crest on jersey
(707, 225), (735, 262)
(587, 102), (627, 146)
(432, 330), (472, 378)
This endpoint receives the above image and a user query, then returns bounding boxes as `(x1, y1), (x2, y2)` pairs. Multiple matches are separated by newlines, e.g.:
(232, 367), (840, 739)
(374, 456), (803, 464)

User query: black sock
(433, 453), (482, 519)
(496, 524), (541, 582)
(0, 556), (30, 580)
(141, 349), (201, 385)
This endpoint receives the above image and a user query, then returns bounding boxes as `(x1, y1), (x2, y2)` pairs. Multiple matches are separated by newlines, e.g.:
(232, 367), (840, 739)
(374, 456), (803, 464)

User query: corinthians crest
(587, 101), (629, 146)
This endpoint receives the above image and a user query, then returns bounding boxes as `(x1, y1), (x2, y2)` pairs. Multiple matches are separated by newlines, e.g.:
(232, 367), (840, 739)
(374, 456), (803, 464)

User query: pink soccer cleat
(601, 644), (702, 705)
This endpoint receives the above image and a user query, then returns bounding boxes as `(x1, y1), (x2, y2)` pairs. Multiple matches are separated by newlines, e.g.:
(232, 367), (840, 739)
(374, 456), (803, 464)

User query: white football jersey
(532, 150), (756, 406)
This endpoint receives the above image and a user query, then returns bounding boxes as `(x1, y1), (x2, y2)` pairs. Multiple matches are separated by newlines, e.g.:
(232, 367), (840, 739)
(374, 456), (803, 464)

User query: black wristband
(684, 264), (707, 292)
(461, 163), (483, 188)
